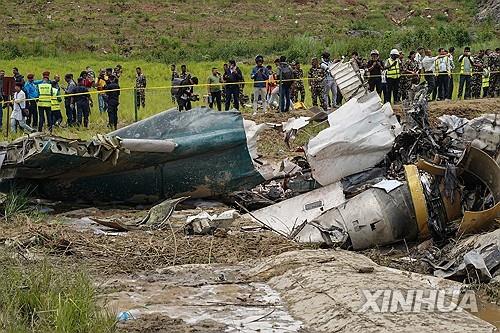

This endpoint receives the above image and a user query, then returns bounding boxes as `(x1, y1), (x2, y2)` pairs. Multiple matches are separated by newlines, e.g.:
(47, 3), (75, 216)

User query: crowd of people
(1, 45), (498, 134)
(0, 64), (147, 133)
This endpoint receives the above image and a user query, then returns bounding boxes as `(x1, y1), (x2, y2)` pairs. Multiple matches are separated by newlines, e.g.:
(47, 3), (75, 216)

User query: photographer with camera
(251, 55), (269, 115)
(207, 67), (222, 111)
(176, 75), (199, 111)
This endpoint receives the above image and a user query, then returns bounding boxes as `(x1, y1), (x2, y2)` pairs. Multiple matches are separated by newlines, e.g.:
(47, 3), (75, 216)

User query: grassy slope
(0, 0), (497, 62)
(0, 0), (497, 140)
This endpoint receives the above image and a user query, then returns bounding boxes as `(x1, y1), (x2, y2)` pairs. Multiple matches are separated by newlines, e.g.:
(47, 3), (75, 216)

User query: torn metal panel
(0, 108), (265, 203)
(327, 60), (368, 101)
(245, 182), (345, 242)
(463, 114), (499, 153)
(306, 92), (401, 186)
(457, 146), (500, 234)
(311, 184), (418, 250)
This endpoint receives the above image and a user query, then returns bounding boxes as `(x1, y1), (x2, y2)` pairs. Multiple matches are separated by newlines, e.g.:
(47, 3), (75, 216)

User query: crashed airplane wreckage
(0, 109), (267, 203)
(245, 61), (499, 251)
(0, 59), (498, 253)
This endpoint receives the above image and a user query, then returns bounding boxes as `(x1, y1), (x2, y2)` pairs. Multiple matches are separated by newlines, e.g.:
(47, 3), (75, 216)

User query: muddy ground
(1, 98), (499, 332)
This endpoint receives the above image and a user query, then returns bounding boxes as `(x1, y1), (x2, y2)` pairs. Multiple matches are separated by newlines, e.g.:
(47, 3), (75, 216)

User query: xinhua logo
(358, 289), (478, 313)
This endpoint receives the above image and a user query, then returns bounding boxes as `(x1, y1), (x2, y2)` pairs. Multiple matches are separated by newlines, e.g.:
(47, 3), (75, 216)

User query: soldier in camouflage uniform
(291, 61), (306, 103)
(471, 51), (484, 99)
(308, 57), (326, 110)
(135, 67), (147, 108)
(488, 48), (500, 97)
(400, 51), (420, 101)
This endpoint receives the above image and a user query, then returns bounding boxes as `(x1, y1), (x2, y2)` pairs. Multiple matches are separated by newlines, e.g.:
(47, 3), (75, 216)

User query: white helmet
(390, 48), (399, 55)
(370, 49), (379, 55)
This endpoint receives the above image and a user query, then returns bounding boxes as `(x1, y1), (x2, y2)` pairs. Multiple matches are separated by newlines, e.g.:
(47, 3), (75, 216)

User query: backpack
(280, 64), (293, 80)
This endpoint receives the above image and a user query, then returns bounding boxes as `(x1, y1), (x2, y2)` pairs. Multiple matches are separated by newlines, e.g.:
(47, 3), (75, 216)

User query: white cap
(390, 48), (399, 55)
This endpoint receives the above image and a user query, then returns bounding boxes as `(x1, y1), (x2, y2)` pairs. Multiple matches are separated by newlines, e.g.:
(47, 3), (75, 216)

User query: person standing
(207, 67), (222, 111)
(96, 70), (108, 114)
(11, 82), (34, 134)
(12, 67), (24, 84)
(37, 72), (53, 132)
(292, 61), (305, 103)
(276, 56), (293, 113)
(135, 67), (147, 109)
(0, 70), (5, 129)
(72, 77), (92, 128)
(63, 74), (77, 126)
(50, 80), (63, 130)
(421, 49), (439, 99)
(320, 51), (337, 108)
(170, 64), (179, 103)
(487, 48), (499, 97)
(434, 48), (451, 101)
(176, 76), (199, 111)
(415, 47), (425, 74)
(251, 55), (269, 115)
(384, 49), (401, 104)
(308, 57), (326, 109)
(180, 64), (189, 80)
(400, 51), (420, 101)
(447, 47), (455, 99)
(105, 75), (120, 130)
(23, 73), (39, 127)
(457, 47), (473, 99)
(366, 50), (384, 96)
(223, 60), (243, 111)
(266, 65), (277, 103)
(471, 50), (485, 99)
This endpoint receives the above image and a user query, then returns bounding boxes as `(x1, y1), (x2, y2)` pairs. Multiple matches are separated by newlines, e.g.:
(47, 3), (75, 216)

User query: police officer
(37, 71), (53, 132)
(50, 80), (63, 130)
(71, 77), (93, 128)
(308, 57), (326, 110)
(384, 49), (401, 103)
(105, 75), (120, 130)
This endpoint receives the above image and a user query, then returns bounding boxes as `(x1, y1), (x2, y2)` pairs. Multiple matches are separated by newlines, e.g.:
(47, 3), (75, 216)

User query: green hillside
(0, 0), (497, 62)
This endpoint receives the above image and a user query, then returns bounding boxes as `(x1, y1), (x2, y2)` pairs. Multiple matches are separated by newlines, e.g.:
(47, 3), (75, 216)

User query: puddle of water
(471, 298), (500, 329)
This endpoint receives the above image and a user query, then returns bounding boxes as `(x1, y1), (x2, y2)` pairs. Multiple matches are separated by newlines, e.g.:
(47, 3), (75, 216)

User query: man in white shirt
(435, 48), (451, 100)
(11, 82), (34, 133)
(415, 47), (425, 73)
(447, 46), (455, 99)
(421, 49), (439, 99)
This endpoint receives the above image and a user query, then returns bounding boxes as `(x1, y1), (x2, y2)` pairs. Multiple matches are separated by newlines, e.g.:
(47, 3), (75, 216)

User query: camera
(190, 94), (200, 102)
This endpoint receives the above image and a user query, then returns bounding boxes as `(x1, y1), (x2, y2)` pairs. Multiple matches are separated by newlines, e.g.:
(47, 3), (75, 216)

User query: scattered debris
(185, 209), (237, 235)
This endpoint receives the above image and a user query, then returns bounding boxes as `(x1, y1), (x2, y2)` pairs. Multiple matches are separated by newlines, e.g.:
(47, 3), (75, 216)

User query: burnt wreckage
(0, 61), (498, 251)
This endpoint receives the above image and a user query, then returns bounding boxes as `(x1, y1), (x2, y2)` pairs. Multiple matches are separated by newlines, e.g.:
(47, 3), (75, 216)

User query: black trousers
(447, 75), (454, 99)
(368, 78), (383, 95)
(37, 106), (51, 132)
(424, 72), (435, 99)
(76, 103), (90, 127)
(107, 104), (118, 129)
(27, 100), (38, 127)
(209, 91), (222, 111)
(436, 73), (449, 100)
(177, 98), (192, 111)
(458, 75), (471, 99)
(385, 78), (399, 103)
(225, 89), (239, 111)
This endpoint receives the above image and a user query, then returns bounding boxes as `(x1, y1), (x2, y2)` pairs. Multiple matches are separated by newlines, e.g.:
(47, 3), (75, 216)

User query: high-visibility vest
(386, 59), (400, 79)
(459, 56), (472, 75)
(51, 87), (62, 111)
(482, 70), (490, 88)
(434, 57), (450, 75)
(38, 82), (53, 107)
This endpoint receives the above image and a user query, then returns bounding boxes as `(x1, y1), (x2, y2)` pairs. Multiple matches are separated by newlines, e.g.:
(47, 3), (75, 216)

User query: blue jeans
(98, 94), (107, 113)
(280, 84), (291, 112)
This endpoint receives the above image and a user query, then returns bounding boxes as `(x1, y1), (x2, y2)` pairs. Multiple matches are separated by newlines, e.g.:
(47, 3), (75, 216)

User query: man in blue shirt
(23, 73), (40, 127)
(251, 55), (270, 115)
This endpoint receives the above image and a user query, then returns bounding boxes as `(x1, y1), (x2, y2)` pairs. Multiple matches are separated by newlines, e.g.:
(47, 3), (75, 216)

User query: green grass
(0, 256), (115, 333)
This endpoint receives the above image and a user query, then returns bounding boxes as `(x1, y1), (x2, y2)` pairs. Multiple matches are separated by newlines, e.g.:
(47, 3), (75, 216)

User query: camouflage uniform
(400, 58), (419, 101)
(488, 51), (500, 97)
(471, 55), (483, 99)
(292, 67), (305, 102)
(135, 73), (147, 108)
(308, 66), (326, 109)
